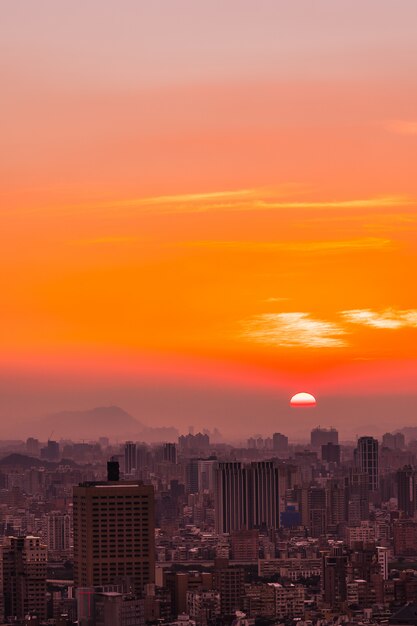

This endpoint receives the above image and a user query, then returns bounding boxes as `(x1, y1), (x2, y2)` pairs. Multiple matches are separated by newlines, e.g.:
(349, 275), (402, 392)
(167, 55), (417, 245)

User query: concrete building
(355, 436), (379, 492)
(73, 480), (155, 594)
(186, 589), (221, 626)
(3, 536), (47, 621)
(124, 441), (137, 476)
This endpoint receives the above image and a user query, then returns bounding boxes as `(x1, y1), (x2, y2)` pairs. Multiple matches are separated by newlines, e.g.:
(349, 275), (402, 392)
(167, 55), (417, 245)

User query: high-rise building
(272, 433), (288, 454)
(214, 461), (280, 533)
(124, 441), (137, 475)
(346, 468), (370, 524)
(198, 459), (217, 492)
(213, 560), (245, 617)
(73, 480), (155, 595)
(306, 485), (327, 537)
(355, 436), (379, 492)
(186, 458), (200, 494)
(214, 462), (249, 534)
(321, 442), (341, 465)
(322, 545), (348, 609)
(249, 461), (280, 530)
(397, 465), (416, 518)
(3, 536), (47, 621)
(40, 439), (60, 461)
(45, 511), (72, 554)
(26, 437), (40, 456)
(310, 427), (338, 448)
(163, 443), (177, 464)
(382, 432), (405, 450)
(326, 479), (346, 529)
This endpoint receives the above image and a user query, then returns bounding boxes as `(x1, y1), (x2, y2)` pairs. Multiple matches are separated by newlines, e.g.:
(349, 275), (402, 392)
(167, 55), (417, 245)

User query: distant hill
(31, 405), (145, 440)
(0, 453), (80, 469)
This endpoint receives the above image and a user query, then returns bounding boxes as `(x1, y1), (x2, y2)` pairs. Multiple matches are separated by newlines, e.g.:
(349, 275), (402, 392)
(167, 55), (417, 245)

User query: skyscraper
(249, 461), (280, 530)
(73, 480), (155, 595)
(214, 462), (249, 534)
(355, 436), (379, 492)
(124, 441), (137, 476)
(45, 511), (72, 555)
(310, 427), (338, 448)
(214, 461), (280, 533)
(272, 433), (288, 454)
(397, 465), (416, 518)
(163, 443), (177, 464)
(3, 536), (47, 621)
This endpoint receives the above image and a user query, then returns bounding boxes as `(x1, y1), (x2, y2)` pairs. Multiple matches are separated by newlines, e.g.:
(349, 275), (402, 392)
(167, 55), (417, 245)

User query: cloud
(241, 312), (347, 348)
(341, 309), (417, 329)
(183, 237), (392, 253)
(264, 297), (290, 303)
(384, 120), (417, 136)
(61, 188), (411, 217)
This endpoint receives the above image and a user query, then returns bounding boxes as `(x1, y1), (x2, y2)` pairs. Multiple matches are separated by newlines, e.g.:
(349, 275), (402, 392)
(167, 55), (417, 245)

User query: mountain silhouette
(30, 405), (145, 440)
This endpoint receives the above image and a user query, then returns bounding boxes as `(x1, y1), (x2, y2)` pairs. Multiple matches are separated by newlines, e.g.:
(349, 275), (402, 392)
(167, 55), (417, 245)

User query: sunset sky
(1, 1), (417, 438)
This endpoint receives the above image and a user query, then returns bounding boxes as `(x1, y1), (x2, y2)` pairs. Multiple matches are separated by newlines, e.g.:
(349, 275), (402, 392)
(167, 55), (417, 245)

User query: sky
(1, 1), (417, 439)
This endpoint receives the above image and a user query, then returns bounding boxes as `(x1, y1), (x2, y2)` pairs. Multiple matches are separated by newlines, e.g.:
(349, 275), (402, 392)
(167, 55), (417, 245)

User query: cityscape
(2, 1), (417, 625)
(0, 421), (417, 625)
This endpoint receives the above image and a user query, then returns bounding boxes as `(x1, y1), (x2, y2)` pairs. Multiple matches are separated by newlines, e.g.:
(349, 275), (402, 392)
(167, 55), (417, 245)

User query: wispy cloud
(383, 120), (417, 136)
(62, 189), (411, 217)
(183, 237), (392, 253)
(341, 308), (417, 329)
(241, 312), (347, 348)
(264, 297), (290, 303)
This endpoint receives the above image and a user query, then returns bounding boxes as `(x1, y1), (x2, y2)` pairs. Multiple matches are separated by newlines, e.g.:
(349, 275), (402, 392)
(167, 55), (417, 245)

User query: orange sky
(1, 1), (417, 435)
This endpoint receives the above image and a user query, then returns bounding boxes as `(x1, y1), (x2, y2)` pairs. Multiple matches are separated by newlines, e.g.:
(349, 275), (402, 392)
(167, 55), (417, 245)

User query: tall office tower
(307, 485), (327, 537)
(249, 461), (280, 530)
(322, 545), (348, 608)
(272, 433), (289, 454)
(310, 427), (338, 448)
(3, 536), (47, 621)
(214, 462), (249, 534)
(124, 441), (137, 475)
(326, 479), (346, 530)
(163, 443), (177, 464)
(321, 442), (341, 465)
(346, 468), (370, 524)
(397, 465), (416, 517)
(355, 436), (379, 492)
(73, 480), (155, 595)
(45, 511), (72, 554)
(198, 458), (217, 492)
(26, 437), (40, 456)
(40, 439), (60, 461)
(382, 432), (405, 450)
(186, 458), (200, 494)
